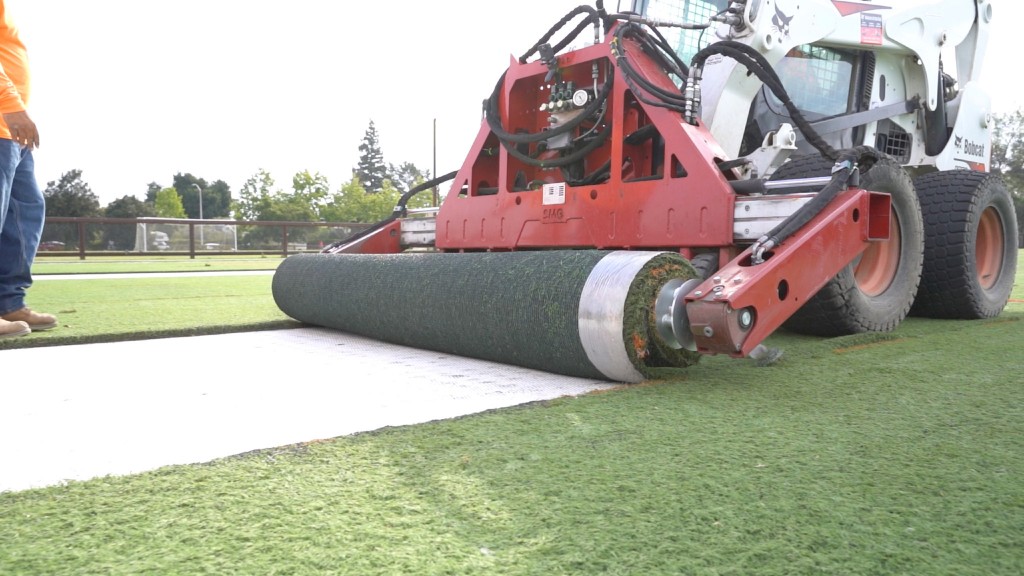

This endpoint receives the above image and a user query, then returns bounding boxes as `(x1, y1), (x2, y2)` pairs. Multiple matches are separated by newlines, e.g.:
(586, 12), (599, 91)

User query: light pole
(192, 183), (204, 246)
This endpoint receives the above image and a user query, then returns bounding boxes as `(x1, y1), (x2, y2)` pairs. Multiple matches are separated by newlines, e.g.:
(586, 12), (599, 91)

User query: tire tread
(911, 170), (1018, 318)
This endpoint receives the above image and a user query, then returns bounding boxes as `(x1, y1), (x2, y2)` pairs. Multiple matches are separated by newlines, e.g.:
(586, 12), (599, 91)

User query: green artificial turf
(0, 274), (296, 349)
(32, 255), (285, 275)
(0, 253), (1021, 575)
(1, 313), (1022, 575)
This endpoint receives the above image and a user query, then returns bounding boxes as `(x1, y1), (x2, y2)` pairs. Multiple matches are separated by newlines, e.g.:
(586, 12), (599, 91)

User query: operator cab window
(741, 44), (859, 156)
(768, 46), (854, 117)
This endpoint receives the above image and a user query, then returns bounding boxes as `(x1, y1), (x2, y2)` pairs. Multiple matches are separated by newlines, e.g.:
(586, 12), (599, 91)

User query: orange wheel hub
(854, 208), (901, 297)
(975, 207), (1005, 290)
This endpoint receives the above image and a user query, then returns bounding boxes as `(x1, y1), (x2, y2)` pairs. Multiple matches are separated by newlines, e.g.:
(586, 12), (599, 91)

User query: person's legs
(0, 139), (18, 245)
(0, 140), (29, 337)
(0, 142), (53, 332)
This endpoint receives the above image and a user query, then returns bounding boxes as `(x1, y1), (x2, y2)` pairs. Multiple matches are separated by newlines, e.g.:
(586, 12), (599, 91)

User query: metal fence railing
(40, 217), (374, 259)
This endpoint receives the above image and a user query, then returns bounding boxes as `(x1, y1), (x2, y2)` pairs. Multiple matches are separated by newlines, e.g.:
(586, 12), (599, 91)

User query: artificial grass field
(1, 254), (1022, 575)
(0, 267), (293, 350)
(32, 254), (285, 275)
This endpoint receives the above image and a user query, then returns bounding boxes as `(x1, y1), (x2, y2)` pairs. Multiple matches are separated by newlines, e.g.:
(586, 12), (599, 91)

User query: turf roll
(272, 250), (700, 382)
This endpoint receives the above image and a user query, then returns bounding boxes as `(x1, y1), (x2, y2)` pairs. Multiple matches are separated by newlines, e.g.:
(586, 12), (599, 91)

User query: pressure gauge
(572, 89), (589, 107)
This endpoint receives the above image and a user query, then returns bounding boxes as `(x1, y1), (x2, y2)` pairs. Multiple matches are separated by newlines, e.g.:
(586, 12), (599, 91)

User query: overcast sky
(9, 0), (1021, 205)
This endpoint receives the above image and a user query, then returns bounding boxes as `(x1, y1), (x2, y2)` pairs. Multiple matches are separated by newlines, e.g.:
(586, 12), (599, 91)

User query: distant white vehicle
(152, 231), (171, 251)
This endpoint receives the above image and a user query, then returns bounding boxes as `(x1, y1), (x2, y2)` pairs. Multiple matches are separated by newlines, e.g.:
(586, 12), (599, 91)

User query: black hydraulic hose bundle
(611, 29), (678, 111)
(484, 73), (614, 167)
(680, 36), (888, 263)
(609, 21), (693, 112)
(495, 2), (844, 171)
(750, 148), (875, 263)
(324, 6), (615, 253)
(645, 24), (692, 78)
(485, 5), (618, 171)
(393, 170), (459, 216)
(487, 5), (693, 173)
(689, 40), (839, 161)
(483, 69), (614, 169)
(518, 5), (603, 64)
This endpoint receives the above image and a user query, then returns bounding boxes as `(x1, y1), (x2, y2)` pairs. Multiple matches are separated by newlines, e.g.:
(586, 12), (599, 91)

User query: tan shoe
(0, 318), (30, 339)
(1, 307), (57, 331)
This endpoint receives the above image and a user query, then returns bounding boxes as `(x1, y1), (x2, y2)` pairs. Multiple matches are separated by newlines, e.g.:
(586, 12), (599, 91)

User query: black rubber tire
(910, 170), (1019, 318)
(767, 152), (924, 336)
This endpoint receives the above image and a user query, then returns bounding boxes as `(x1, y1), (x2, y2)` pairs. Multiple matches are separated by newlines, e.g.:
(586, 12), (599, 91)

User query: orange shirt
(0, 1), (29, 139)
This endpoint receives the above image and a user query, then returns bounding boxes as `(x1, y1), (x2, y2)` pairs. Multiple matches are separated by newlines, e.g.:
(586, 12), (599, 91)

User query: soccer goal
(134, 218), (238, 252)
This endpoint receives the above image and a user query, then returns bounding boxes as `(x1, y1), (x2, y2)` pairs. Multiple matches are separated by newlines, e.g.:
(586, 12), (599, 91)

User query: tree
(43, 170), (100, 217)
(292, 170), (331, 220)
(233, 169), (323, 248)
(990, 110), (1024, 247)
(388, 161), (432, 193)
(355, 120), (388, 193)
(153, 187), (186, 218)
(234, 169), (276, 222)
(144, 182), (162, 204)
(173, 173), (232, 219)
(104, 195), (152, 219)
(258, 192), (317, 223)
(322, 178), (404, 223)
(205, 180), (232, 218)
(102, 195), (154, 250)
(234, 169), (331, 223)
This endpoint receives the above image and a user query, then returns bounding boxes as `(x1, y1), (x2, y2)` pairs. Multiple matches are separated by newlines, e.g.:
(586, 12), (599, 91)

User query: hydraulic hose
(610, 20), (691, 94)
(519, 5), (602, 64)
(689, 40), (839, 160)
(321, 170), (457, 253)
(750, 148), (876, 263)
(481, 5), (618, 171)
(500, 122), (613, 169)
(484, 69), (613, 147)
(393, 170), (459, 216)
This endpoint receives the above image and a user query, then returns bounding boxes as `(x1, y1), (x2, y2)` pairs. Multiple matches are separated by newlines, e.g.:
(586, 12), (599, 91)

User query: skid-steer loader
(272, 0), (1017, 382)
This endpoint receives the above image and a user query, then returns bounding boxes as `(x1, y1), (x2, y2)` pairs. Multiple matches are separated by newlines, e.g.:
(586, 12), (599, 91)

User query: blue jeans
(0, 140), (44, 316)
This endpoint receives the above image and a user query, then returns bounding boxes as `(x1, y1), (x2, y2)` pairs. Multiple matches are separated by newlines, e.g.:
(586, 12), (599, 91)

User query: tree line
(43, 120), (434, 224)
(990, 110), (1024, 247)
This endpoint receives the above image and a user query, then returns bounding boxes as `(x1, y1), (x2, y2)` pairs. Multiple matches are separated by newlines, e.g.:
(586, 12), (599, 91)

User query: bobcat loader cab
(634, 0), (993, 177)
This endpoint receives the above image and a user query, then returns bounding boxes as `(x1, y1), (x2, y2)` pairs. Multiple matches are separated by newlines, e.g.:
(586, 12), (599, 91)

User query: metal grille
(876, 120), (913, 163)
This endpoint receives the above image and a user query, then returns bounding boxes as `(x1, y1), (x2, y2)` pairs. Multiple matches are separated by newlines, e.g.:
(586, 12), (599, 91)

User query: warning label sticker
(542, 182), (566, 205)
(860, 13), (883, 45)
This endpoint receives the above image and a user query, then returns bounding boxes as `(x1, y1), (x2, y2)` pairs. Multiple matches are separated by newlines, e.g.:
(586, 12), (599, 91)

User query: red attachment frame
(686, 190), (892, 357)
(330, 220), (402, 254)
(435, 39), (737, 251)
(330, 24), (894, 359)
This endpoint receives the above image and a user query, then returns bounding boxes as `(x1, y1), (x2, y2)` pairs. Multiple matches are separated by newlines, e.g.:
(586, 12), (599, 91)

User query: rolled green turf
(272, 250), (699, 380)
